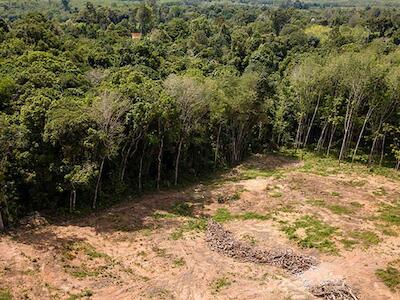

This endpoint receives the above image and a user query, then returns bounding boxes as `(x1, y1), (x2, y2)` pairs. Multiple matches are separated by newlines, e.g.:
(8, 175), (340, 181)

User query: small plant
(211, 276), (231, 293)
(349, 201), (364, 208)
(330, 191), (341, 197)
(373, 187), (387, 196)
(68, 289), (94, 300)
(171, 202), (193, 217)
(376, 261), (400, 291)
(173, 257), (186, 267)
(241, 234), (257, 245)
(153, 212), (178, 219)
(269, 191), (283, 198)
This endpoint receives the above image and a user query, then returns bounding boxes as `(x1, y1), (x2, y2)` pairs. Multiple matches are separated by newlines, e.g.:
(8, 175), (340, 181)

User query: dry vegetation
(0, 153), (399, 299)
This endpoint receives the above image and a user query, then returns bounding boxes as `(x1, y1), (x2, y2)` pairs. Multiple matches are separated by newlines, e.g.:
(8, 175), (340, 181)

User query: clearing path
(0, 153), (399, 299)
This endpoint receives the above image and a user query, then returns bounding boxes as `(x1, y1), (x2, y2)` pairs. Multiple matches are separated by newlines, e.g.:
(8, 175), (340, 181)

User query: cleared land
(0, 153), (399, 299)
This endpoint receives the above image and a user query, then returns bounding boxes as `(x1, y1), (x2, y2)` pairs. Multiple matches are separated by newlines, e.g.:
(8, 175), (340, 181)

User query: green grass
(67, 289), (93, 300)
(63, 241), (109, 260)
(284, 150), (400, 180)
(212, 208), (270, 223)
(306, 199), (354, 215)
(64, 264), (102, 279)
(173, 257), (186, 267)
(239, 168), (283, 180)
(373, 187), (387, 196)
(153, 212), (178, 219)
(339, 238), (359, 250)
(281, 215), (338, 254)
(171, 202), (193, 216)
(351, 230), (380, 248)
(377, 201), (400, 225)
(241, 234), (257, 245)
(330, 191), (341, 197)
(211, 276), (231, 293)
(170, 218), (208, 240)
(376, 262), (400, 291)
(0, 288), (12, 300)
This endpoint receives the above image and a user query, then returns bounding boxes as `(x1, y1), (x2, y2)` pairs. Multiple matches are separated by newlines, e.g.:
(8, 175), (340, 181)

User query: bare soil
(0, 154), (399, 300)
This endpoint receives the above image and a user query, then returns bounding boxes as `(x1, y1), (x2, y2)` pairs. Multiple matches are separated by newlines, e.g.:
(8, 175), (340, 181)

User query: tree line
(0, 1), (399, 229)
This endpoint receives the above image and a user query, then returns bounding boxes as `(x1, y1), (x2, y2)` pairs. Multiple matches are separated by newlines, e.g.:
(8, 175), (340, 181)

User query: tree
(163, 74), (207, 185)
(90, 92), (130, 209)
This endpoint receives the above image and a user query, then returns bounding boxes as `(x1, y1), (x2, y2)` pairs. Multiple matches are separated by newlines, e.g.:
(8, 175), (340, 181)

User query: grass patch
(173, 257), (186, 267)
(373, 187), (387, 196)
(241, 234), (257, 245)
(153, 212), (178, 219)
(377, 201), (400, 226)
(281, 215), (338, 254)
(306, 199), (354, 215)
(0, 288), (12, 300)
(351, 230), (380, 248)
(328, 204), (353, 215)
(64, 264), (103, 279)
(67, 289), (93, 300)
(331, 191), (341, 197)
(339, 238), (359, 250)
(211, 276), (231, 293)
(345, 179), (368, 187)
(376, 261), (400, 291)
(217, 191), (243, 203)
(212, 208), (270, 223)
(269, 191), (283, 198)
(239, 168), (283, 180)
(171, 202), (193, 216)
(63, 241), (109, 260)
(170, 218), (208, 240)
(350, 201), (364, 208)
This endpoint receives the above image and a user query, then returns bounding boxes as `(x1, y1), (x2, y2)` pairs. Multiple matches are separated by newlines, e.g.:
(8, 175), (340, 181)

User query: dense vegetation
(0, 0), (400, 229)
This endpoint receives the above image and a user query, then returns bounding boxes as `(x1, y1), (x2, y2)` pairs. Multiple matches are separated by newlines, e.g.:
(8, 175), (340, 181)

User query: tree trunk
(156, 136), (164, 191)
(304, 96), (320, 148)
(138, 146), (145, 193)
(351, 107), (373, 165)
(396, 160), (400, 171)
(327, 124), (336, 157)
(368, 119), (383, 166)
(316, 122), (328, 151)
(214, 123), (222, 169)
(0, 211), (4, 232)
(339, 102), (353, 163)
(93, 157), (105, 209)
(294, 116), (303, 149)
(368, 135), (379, 166)
(120, 132), (142, 182)
(174, 138), (184, 186)
(380, 134), (386, 167)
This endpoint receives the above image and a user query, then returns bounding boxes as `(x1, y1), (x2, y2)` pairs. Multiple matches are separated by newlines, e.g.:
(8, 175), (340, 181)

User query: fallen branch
(309, 280), (359, 300)
(205, 220), (317, 274)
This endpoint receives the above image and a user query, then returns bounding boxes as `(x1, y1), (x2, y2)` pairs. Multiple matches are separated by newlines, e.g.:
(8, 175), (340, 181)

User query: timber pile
(309, 280), (359, 300)
(205, 220), (317, 274)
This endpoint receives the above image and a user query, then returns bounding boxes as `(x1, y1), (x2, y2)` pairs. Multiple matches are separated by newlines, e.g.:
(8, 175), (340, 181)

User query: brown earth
(0, 154), (399, 300)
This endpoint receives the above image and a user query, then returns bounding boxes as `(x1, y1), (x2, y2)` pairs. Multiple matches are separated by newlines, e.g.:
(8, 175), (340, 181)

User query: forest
(0, 0), (400, 229)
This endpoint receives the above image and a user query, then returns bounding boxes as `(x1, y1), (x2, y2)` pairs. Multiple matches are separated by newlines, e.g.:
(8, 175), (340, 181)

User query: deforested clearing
(1, 154), (399, 299)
